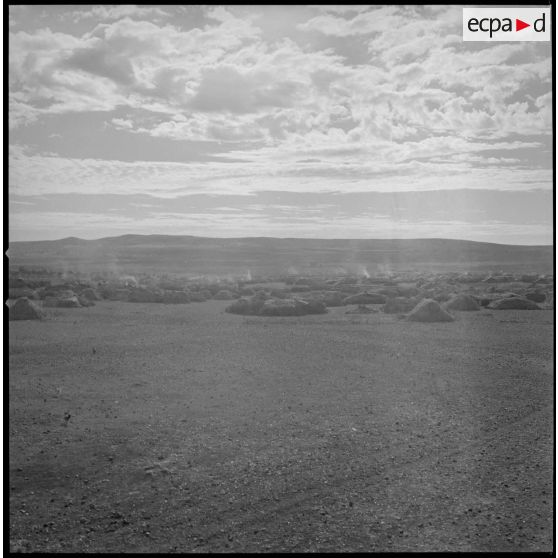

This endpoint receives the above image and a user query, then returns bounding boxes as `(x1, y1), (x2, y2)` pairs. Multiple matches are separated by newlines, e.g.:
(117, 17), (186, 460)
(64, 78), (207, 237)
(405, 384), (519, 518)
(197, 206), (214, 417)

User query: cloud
(9, 136), (552, 201)
(9, 5), (551, 148)
(205, 6), (236, 23)
(190, 64), (304, 113)
(64, 42), (136, 85)
(8, 11), (263, 124)
(11, 189), (552, 228)
(8, 6), (552, 243)
(299, 6), (401, 37)
(111, 117), (133, 130)
(9, 95), (41, 128)
(72, 5), (169, 22)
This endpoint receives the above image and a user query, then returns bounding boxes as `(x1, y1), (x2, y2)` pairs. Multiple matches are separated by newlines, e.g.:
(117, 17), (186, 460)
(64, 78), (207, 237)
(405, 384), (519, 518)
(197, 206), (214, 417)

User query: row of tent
(224, 292), (543, 320)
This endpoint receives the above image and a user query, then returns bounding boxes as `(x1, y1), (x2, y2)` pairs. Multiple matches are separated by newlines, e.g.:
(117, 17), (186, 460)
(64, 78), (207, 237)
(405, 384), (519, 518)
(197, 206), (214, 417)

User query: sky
(8, 5), (553, 244)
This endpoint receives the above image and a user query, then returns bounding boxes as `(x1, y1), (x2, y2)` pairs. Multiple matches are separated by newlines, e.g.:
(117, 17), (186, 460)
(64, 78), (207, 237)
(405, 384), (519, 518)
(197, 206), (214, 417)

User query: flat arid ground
(9, 300), (554, 552)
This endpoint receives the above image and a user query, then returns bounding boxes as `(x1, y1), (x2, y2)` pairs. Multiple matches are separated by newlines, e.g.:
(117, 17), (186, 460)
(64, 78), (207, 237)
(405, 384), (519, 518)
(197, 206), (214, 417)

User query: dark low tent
(99, 287), (130, 301)
(259, 298), (326, 316)
(213, 289), (236, 300)
(346, 304), (375, 314)
(524, 291), (546, 303)
(321, 291), (346, 307)
(43, 295), (81, 308)
(226, 296), (326, 317)
(189, 292), (208, 302)
(161, 290), (191, 304)
(489, 297), (540, 310)
(226, 297), (265, 315)
(78, 296), (95, 307)
(128, 288), (163, 303)
(343, 292), (386, 305)
(79, 288), (101, 301)
(57, 296), (81, 308)
(239, 287), (255, 296)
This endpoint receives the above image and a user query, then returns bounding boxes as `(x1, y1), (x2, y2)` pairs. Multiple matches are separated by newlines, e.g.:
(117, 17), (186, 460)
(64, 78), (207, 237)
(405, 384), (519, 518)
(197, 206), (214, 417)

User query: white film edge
(463, 7), (550, 41)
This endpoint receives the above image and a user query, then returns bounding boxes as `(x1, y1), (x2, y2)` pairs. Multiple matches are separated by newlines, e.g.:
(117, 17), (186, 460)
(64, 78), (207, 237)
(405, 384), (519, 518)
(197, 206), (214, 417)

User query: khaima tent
(407, 299), (454, 322)
(524, 291), (546, 303)
(345, 305), (375, 314)
(8, 298), (45, 321)
(213, 290), (236, 300)
(79, 288), (101, 301)
(489, 297), (540, 310)
(226, 296), (326, 316)
(161, 290), (191, 304)
(43, 295), (81, 308)
(444, 294), (480, 311)
(343, 292), (386, 305)
(78, 296), (95, 307)
(259, 298), (327, 316)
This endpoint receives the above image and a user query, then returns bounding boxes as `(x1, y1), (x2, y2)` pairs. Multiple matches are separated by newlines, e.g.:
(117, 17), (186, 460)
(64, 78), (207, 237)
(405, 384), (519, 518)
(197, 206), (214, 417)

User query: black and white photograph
(7, 3), (554, 553)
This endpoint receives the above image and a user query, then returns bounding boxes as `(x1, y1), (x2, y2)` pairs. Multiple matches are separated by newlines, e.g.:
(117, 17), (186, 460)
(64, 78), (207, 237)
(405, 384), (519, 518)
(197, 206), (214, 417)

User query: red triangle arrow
(516, 18), (530, 31)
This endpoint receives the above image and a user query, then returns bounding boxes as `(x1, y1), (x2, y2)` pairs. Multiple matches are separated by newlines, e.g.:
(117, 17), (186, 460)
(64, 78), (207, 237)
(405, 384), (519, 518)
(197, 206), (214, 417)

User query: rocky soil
(9, 300), (554, 552)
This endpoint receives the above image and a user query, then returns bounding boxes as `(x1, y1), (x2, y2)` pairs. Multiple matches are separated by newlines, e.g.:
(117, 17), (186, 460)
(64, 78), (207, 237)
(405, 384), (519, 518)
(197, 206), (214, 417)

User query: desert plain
(9, 291), (554, 552)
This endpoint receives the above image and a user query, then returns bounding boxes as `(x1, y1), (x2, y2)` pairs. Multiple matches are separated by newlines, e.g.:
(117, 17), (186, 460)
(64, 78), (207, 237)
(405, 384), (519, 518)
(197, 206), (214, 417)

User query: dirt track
(9, 301), (554, 552)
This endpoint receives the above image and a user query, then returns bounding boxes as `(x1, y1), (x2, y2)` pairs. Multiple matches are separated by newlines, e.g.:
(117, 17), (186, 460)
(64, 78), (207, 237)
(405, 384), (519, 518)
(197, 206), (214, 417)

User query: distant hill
(7, 235), (554, 276)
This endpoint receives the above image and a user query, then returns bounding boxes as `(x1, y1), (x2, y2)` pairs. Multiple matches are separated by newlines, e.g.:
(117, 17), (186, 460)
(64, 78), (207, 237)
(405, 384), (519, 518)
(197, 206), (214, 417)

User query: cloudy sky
(9, 5), (552, 244)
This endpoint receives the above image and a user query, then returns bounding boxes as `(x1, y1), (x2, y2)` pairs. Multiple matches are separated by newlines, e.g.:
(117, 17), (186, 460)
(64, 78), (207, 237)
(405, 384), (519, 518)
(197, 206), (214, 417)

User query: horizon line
(8, 233), (554, 249)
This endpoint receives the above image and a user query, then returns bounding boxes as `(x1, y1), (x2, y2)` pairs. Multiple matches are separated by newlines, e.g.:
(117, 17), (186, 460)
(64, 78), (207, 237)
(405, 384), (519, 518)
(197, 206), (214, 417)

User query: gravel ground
(9, 300), (554, 552)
